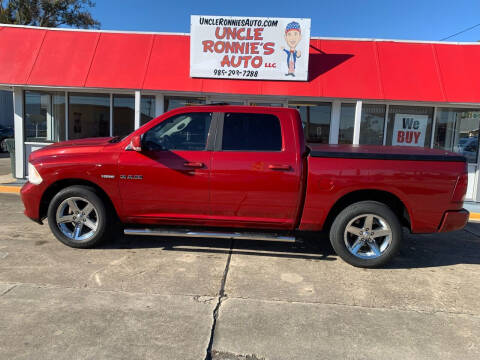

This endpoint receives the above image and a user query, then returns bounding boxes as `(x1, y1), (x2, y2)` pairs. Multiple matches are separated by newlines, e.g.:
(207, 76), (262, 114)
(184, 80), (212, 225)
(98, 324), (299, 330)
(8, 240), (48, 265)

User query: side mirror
(130, 135), (142, 152)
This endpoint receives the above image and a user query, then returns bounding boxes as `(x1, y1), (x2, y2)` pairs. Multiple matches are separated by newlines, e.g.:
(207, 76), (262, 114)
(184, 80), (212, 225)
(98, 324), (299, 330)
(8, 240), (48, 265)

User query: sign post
(190, 15), (311, 81)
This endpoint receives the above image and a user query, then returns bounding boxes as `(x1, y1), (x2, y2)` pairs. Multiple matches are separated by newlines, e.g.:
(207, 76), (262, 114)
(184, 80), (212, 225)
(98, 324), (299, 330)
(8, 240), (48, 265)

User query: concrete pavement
(0, 155), (10, 175)
(1, 193), (480, 359)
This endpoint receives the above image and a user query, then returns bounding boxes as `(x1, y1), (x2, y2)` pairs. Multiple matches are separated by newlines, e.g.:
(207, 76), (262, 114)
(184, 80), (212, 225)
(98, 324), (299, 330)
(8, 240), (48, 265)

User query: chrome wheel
(344, 213), (392, 259)
(55, 197), (99, 242)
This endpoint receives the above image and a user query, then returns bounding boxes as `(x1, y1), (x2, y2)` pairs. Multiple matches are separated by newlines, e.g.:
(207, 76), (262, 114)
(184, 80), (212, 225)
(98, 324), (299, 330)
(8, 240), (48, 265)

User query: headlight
(28, 162), (43, 185)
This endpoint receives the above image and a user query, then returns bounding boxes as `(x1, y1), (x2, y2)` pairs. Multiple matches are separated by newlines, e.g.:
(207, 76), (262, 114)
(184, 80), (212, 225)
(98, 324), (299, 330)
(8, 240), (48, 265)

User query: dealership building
(1, 24), (480, 201)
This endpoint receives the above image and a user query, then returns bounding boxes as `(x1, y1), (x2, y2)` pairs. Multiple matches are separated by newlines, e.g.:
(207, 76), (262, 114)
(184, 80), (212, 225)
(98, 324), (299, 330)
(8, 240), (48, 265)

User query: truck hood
(29, 137), (114, 162)
(44, 137), (114, 148)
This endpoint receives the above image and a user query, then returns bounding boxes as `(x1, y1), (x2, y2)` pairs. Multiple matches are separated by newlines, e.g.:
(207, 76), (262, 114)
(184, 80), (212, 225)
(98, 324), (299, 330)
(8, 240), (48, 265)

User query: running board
(123, 228), (297, 243)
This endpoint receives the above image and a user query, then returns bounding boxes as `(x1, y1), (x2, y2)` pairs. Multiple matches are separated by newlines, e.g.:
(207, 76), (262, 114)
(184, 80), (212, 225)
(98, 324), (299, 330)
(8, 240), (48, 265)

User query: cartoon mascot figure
(283, 21), (302, 77)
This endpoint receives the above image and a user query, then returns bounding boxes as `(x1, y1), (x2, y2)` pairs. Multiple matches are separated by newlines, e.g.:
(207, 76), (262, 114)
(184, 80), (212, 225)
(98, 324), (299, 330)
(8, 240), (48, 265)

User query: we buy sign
(392, 114), (428, 147)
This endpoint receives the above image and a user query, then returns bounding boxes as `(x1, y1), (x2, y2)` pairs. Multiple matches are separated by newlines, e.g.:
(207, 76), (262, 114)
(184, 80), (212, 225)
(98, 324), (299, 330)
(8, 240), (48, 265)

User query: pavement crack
(193, 295), (216, 304)
(227, 295), (480, 319)
(0, 284), (17, 297)
(0, 281), (216, 300)
(211, 350), (266, 360)
(205, 239), (234, 360)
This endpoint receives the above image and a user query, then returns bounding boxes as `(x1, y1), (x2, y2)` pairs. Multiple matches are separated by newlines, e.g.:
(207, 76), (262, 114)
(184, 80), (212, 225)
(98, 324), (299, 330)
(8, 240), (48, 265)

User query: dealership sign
(392, 114), (428, 147)
(190, 15), (311, 81)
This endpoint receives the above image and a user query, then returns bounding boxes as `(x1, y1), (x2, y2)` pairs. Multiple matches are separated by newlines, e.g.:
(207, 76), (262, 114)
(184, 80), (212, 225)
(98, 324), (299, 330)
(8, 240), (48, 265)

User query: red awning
(1, 25), (479, 103)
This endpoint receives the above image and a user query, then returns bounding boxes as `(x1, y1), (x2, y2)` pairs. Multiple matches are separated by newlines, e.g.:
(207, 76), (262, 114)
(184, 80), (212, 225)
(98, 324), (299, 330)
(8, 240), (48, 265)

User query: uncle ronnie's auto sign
(190, 15), (311, 81)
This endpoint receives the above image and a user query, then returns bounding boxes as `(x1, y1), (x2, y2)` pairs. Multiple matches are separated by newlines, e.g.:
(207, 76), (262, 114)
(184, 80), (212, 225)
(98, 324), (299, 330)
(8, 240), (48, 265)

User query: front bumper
(438, 209), (469, 232)
(20, 181), (44, 223)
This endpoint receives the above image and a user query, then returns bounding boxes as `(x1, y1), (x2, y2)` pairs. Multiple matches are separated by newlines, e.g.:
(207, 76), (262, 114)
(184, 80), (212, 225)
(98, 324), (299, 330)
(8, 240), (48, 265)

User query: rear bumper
(438, 209), (469, 232)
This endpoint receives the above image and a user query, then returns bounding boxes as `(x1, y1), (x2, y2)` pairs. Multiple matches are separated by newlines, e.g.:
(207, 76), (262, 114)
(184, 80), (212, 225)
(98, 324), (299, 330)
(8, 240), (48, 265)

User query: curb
(469, 212), (480, 222)
(0, 185), (21, 194)
(1, 184), (480, 223)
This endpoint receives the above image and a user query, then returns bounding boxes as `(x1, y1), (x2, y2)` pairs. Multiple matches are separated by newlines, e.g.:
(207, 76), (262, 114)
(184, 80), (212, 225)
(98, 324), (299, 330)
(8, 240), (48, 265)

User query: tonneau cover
(308, 144), (467, 162)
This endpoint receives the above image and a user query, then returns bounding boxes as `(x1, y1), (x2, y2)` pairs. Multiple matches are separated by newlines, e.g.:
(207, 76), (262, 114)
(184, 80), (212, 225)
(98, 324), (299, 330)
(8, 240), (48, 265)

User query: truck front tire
(329, 201), (402, 268)
(47, 185), (111, 248)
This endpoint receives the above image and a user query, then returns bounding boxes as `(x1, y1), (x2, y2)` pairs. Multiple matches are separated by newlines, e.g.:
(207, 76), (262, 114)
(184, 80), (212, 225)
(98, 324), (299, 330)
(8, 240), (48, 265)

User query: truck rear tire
(47, 185), (111, 248)
(329, 201), (402, 268)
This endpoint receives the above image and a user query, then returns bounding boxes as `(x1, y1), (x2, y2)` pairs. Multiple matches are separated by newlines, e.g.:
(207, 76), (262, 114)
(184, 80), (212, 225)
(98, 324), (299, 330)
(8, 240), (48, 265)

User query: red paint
(85, 33), (154, 89)
(299, 150), (465, 233)
(319, 39), (382, 99)
(118, 149), (212, 222)
(376, 42), (445, 101)
(1, 26), (480, 103)
(434, 44), (480, 103)
(27, 30), (99, 87)
(396, 131), (421, 144)
(0, 27), (46, 84)
(437, 210), (469, 232)
(21, 106), (467, 236)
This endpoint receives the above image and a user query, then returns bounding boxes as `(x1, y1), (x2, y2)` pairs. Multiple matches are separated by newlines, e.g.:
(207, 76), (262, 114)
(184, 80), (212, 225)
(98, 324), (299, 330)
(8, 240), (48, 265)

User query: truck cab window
(222, 113), (282, 151)
(143, 112), (212, 151)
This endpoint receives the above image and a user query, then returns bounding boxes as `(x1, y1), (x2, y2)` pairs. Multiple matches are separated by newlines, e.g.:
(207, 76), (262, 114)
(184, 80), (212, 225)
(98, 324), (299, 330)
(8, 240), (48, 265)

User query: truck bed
(308, 144), (466, 162)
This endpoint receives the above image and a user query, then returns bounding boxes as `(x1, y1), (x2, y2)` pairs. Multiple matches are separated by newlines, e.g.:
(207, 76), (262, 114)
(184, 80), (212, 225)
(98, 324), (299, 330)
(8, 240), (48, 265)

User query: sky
(89, 0), (480, 42)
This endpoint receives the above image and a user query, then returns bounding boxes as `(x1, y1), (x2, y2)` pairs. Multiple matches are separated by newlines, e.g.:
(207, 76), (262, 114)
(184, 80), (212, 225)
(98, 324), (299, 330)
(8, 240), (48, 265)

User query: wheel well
(323, 190), (411, 232)
(39, 179), (118, 221)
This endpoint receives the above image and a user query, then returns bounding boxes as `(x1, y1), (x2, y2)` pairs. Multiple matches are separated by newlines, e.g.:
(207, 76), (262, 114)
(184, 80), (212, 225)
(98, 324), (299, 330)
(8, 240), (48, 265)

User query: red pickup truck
(21, 105), (469, 267)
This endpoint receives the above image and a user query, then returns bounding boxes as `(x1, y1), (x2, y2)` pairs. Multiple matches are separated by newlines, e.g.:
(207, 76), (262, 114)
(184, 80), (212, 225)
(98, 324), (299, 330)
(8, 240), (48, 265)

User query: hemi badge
(101, 175), (115, 179)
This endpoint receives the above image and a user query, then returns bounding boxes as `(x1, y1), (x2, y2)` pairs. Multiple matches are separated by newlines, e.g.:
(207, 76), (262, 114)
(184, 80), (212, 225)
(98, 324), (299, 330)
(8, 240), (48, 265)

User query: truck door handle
(184, 162), (204, 168)
(268, 164), (291, 171)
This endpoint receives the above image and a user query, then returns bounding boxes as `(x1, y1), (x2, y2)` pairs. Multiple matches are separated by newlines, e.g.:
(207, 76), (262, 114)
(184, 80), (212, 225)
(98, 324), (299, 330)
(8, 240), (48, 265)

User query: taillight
(452, 171), (468, 203)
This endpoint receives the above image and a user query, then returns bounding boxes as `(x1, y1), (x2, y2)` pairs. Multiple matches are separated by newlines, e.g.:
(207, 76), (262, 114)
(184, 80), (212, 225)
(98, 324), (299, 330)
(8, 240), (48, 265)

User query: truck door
(210, 111), (302, 230)
(117, 111), (213, 223)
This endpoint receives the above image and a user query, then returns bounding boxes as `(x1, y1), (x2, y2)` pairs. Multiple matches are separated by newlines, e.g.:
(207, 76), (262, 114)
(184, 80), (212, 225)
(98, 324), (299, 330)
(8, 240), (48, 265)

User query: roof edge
(1, 23), (480, 45)
(0, 23), (189, 36)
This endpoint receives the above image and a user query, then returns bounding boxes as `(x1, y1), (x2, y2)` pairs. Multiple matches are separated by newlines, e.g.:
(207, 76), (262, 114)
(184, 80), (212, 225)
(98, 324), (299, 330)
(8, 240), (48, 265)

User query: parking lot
(1, 192), (480, 359)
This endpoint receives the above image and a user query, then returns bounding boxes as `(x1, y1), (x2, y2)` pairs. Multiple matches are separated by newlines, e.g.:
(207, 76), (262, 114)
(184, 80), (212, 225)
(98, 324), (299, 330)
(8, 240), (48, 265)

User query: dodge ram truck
(21, 105), (469, 267)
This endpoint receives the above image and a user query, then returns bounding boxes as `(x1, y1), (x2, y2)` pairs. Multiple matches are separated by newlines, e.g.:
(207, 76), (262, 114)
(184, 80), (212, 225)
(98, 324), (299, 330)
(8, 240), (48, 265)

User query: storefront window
(338, 103), (355, 144)
(288, 102), (331, 143)
(113, 94), (135, 137)
(69, 93), (110, 140)
(164, 96), (205, 112)
(24, 90), (65, 142)
(386, 105), (434, 147)
(360, 104), (386, 145)
(140, 95), (156, 126)
(0, 90), (13, 130)
(434, 108), (480, 163)
(249, 102), (284, 107)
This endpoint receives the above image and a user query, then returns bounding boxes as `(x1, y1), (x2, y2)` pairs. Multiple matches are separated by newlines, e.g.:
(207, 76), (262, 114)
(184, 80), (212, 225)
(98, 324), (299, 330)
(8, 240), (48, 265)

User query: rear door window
(221, 113), (282, 151)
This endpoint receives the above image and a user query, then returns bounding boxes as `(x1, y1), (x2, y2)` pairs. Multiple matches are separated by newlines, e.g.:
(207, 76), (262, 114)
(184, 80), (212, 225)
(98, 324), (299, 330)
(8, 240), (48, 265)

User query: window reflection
(288, 102), (331, 143)
(434, 108), (480, 163)
(164, 96), (206, 112)
(143, 112), (212, 151)
(360, 104), (386, 145)
(140, 95), (156, 126)
(69, 93), (109, 140)
(338, 103), (355, 144)
(24, 90), (65, 142)
(113, 94), (135, 137)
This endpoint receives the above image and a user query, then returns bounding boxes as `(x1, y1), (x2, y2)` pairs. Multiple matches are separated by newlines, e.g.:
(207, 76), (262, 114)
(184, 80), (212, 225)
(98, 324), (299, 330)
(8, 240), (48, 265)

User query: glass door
(434, 108), (480, 201)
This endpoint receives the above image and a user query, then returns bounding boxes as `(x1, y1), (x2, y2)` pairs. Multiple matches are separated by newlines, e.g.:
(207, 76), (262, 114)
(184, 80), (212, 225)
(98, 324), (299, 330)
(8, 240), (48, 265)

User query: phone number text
(213, 69), (259, 78)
